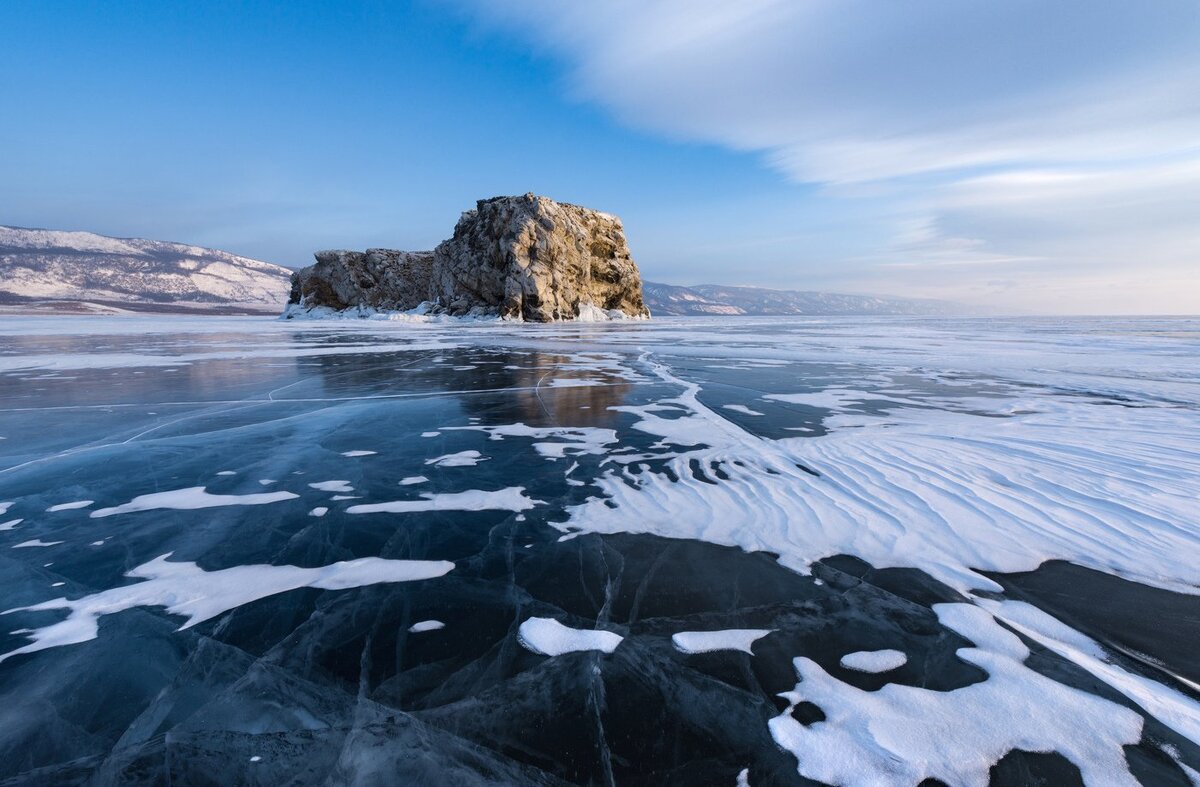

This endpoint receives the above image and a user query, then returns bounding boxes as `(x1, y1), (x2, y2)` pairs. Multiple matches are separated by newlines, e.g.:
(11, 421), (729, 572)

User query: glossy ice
(0, 315), (1197, 785)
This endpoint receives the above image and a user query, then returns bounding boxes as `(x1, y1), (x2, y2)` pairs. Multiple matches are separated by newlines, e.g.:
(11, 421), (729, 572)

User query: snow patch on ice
(979, 598), (1200, 746)
(347, 487), (541, 514)
(672, 629), (773, 655)
(341, 450), (376, 457)
(447, 422), (618, 459)
(840, 649), (907, 673)
(47, 500), (93, 512)
(12, 540), (63, 549)
(722, 404), (764, 416)
(0, 553), (455, 662)
(764, 388), (919, 411)
(768, 603), (1144, 786)
(517, 617), (623, 656)
(408, 620), (445, 633)
(309, 507), (328, 517)
(309, 480), (353, 493)
(0, 519), (23, 531)
(426, 450), (488, 467)
(91, 487), (298, 518)
(399, 476), (428, 486)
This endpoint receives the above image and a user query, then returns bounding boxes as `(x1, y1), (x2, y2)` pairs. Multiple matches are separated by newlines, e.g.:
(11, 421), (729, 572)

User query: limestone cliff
(284, 194), (649, 322)
(430, 194), (649, 321)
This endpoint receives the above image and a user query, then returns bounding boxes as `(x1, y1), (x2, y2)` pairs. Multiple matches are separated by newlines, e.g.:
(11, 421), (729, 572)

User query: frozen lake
(0, 314), (1197, 784)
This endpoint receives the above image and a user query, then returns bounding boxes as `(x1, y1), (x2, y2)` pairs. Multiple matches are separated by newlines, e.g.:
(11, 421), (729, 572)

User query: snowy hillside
(643, 282), (982, 316)
(0, 226), (293, 312)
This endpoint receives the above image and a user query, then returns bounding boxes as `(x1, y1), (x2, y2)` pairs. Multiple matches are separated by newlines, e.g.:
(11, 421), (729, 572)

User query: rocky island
(284, 194), (651, 322)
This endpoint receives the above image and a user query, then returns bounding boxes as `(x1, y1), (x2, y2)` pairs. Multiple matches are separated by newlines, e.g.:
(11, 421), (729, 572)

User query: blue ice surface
(0, 314), (1197, 784)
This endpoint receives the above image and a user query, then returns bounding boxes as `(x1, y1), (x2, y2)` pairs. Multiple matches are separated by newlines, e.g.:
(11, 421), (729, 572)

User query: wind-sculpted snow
(979, 599), (1200, 745)
(564, 362), (1200, 596)
(0, 553), (454, 663)
(769, 604), (1144, 787)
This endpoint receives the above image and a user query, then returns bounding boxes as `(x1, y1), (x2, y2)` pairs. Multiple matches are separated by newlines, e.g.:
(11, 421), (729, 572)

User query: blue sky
(2, 0), (1197, 313)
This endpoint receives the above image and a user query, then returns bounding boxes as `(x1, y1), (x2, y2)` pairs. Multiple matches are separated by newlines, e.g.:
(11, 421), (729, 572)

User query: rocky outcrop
(288, 249), (434, 313)
(430, 194), (649, 321)
(284, 194), (650, 322)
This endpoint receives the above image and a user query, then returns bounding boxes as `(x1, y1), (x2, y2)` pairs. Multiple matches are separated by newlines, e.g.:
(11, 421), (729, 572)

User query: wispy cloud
(454, 0), (1200, 313)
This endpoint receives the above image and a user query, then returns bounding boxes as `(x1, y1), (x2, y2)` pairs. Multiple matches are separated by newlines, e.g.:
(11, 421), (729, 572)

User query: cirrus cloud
(452, 0), (1200, 313)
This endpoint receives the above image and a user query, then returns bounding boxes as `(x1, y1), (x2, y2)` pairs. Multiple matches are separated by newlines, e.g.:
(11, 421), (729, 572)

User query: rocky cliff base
(285, 194), (650, 322)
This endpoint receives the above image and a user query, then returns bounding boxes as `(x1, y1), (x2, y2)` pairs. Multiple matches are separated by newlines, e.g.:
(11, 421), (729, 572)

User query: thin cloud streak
(454, 0), (1200, 313)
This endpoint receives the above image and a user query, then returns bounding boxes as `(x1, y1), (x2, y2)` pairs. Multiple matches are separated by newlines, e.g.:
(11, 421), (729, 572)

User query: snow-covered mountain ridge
(0, 226), (292, 312)
(1, 224), (986, 317)
(643, 281), (984, 316)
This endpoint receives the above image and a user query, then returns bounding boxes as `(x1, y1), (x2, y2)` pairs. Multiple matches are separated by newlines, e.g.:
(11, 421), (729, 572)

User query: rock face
(289, 249), (434, 313)
(430, 194), (649, 321)
(285, 194), (650, 321)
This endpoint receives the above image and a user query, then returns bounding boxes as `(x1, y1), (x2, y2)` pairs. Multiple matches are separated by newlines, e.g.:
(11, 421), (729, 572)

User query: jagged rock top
(431, 194), (649, 322)
(285, 194), (650, 322)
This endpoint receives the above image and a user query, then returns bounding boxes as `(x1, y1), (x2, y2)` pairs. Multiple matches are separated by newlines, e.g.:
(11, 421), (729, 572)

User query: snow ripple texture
(566, 357), (1200, 597)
